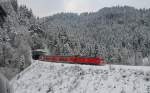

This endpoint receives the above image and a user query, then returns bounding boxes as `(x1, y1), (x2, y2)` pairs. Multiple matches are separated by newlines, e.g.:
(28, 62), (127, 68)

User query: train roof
(32, 49), (47, 52)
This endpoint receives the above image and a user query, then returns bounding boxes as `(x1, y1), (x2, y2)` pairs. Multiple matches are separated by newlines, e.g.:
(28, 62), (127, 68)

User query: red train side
(39, 55), (104, 65)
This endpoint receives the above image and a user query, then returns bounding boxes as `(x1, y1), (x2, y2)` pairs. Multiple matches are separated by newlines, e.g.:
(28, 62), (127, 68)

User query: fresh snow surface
(11, 60), (150, 93)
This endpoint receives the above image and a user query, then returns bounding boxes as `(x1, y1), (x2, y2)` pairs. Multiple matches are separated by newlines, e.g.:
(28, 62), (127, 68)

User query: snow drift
(11, 60), (150, 93)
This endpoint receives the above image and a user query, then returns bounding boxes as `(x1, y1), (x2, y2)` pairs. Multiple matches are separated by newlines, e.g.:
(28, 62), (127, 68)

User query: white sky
(18, 0), (150, 18)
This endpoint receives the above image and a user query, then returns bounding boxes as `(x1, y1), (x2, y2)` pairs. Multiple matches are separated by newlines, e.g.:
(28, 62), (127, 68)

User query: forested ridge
(39, 6), (150, 66)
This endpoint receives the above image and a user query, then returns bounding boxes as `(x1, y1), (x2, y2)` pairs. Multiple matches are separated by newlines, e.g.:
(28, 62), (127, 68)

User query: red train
(38, 55), (104, 65)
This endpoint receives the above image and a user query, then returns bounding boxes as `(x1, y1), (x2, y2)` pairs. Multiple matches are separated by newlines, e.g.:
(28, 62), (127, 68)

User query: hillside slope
(11, 61), (150, 93)
(39, 7), (150, 65)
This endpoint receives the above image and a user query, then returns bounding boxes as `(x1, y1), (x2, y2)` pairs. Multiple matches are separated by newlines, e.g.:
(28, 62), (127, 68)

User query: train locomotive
(32, 49), (104, 65)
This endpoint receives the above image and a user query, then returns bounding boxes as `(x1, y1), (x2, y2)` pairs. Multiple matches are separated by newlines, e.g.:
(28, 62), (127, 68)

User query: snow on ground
(11, 60), (150, 93)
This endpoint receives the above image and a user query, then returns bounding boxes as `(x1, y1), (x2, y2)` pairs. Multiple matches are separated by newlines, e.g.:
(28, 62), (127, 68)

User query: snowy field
(11, 60), (150, 93)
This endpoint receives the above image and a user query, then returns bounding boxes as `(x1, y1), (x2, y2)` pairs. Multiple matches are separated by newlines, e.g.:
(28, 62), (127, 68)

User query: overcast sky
(18, 0), (150, 18)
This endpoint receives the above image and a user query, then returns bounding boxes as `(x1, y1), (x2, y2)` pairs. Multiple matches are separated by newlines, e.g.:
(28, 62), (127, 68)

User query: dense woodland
(0, 0), (33, 77)
(38, 6), (150, 66)
(0, 0), (150, 77)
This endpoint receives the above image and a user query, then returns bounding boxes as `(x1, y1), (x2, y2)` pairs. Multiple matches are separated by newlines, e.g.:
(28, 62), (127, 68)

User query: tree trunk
(0, 72), (14, 93)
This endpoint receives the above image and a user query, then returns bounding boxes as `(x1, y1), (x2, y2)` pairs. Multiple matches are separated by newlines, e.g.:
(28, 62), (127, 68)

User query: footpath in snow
(11, 60), (150, 93)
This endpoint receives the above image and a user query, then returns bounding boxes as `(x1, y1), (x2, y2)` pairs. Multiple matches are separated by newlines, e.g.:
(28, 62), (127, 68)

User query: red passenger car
(39, 55), (104, 65)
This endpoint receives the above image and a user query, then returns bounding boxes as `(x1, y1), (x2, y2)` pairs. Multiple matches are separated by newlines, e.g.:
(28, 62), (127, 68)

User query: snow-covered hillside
(11, 61), (150, 93)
